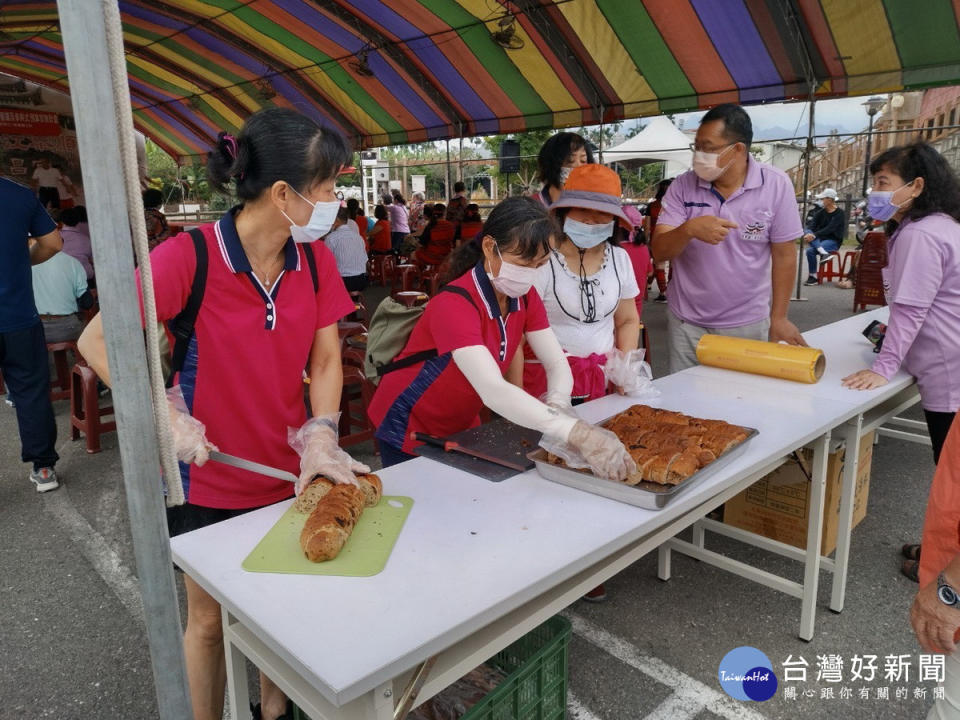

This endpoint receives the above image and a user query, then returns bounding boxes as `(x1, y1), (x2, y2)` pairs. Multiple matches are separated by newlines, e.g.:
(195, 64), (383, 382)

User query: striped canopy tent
(3, 0), (960, 161)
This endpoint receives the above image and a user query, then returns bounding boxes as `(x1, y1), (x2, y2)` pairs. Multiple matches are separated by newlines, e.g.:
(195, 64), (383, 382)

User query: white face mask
(692, 144), (736, 182)
(487, 245), (539, 298)
(564, 217), (614, 249)
(282, 187), (341, 243)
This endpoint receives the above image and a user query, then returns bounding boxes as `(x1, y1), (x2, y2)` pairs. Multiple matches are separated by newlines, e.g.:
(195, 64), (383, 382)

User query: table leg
(657, 544), (672, 580)
(223, 608), (250, 718)
(830, 415), (863, 613)
(799, 431), (830, 641)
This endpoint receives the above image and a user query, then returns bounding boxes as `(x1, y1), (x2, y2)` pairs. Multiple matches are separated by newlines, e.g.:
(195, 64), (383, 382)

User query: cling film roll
(695, 335), (826, 384)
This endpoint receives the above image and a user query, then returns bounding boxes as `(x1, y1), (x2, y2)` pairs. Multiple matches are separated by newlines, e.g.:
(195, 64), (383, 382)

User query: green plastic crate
(461, 615), (571, 720)
(293, 615), (571, 720)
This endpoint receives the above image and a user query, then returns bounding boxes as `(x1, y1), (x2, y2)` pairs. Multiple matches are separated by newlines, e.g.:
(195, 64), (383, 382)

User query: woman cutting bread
(367, 196), (635, 482)
(78, 109), (365, 720)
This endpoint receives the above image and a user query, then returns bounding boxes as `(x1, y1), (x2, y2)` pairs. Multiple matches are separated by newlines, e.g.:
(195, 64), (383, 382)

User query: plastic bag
(409, 664), (507, 720)
(288, 414), (370, 493)
(604, 348), (659, 399)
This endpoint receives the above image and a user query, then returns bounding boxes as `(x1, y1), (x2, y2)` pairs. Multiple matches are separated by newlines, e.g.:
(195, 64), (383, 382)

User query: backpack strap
(376, 285), (478, 377)
(165, 228), (208, 388)
(302, 242), (319, 293)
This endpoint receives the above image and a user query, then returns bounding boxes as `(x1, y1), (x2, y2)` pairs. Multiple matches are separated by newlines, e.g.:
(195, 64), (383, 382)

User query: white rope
(101, 0), (184, 507)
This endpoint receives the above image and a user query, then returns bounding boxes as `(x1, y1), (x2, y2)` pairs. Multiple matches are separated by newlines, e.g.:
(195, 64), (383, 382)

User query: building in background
(788, 88), (960, 202)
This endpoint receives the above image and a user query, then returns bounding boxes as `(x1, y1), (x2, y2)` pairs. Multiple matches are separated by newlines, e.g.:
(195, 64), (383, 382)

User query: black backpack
(164, 228), (319, 386)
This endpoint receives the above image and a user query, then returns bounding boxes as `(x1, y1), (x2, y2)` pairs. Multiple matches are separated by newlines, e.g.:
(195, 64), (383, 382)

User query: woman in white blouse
(521, 164), (641, 403)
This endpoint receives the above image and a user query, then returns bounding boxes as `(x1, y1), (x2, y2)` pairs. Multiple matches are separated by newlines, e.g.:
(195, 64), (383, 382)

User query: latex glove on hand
(166, 387), (217, 466)
(289, 415), (371, 495)
(568, 420), (636, 482)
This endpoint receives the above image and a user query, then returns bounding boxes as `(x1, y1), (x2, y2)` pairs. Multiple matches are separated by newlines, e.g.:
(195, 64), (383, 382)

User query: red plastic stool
(338, 321), (367, 352)
(47, 341), (77, 401)
(392, 264), (419, 293)
(392, 291), (429, 308)
(70, 364), (116, 453)
(839, 250), (856, 280)
(816, 252), (842, 284)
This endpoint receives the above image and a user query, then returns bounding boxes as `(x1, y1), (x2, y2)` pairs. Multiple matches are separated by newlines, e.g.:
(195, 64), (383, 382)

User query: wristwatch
(938, 573), (960, 608)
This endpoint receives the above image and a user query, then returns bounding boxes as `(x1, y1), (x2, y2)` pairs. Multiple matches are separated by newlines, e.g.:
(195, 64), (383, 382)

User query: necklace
(250, 253), (284, 289)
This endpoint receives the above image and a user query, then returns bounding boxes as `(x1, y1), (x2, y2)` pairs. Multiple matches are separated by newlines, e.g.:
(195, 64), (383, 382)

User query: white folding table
(170, 308), (917, 719)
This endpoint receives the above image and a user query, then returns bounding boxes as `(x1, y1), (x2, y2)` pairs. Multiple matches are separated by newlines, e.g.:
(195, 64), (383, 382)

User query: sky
(663, 96), (878, 142)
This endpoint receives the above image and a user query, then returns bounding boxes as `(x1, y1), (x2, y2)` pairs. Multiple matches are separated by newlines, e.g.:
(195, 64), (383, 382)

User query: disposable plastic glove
(568, 420), (636, 482)
(288, 415), (371, 495)
(542, 390), (578, 419)
(166, 386), (217, 466)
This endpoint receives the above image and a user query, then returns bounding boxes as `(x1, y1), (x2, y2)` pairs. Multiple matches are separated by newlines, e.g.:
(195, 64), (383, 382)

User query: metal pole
(57, 1), (193, 718)
(794, 96), (816, 301)
(861, 113), (876, 198)
(458, 124), (464, 184)
(445, 138), (451, 200)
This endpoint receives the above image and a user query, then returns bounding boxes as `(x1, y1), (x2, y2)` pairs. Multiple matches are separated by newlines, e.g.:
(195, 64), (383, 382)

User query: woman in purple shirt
(842, 143), (960, 581)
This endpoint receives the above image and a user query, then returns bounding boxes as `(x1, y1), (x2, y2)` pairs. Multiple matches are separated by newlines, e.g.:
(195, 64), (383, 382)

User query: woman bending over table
(367, 196), (635, 482)
(842, 142), (960, 583)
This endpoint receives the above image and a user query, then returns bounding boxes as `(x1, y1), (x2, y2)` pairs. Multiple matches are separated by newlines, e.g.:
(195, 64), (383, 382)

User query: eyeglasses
(689, 142), (736, 154)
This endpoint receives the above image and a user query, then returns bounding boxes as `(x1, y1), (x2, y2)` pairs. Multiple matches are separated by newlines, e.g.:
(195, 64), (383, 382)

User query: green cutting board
(242, 496), (413, 577)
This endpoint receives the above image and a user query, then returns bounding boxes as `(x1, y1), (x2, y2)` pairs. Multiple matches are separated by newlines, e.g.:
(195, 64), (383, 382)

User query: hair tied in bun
(220, 132), (243, 180)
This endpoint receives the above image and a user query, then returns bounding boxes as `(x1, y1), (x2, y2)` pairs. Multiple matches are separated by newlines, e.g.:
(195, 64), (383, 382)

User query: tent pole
(445, 138), (451, 199)
(56, 1), (193, 718)
(598, 104), (605, 164)
(458, 122), (464, 184)
(794, 93), (816, 302)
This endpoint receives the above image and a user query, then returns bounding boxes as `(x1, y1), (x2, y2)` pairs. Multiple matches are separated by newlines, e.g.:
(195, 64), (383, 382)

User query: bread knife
(411, 432), (529, 472)
(208, 450), (298, 484)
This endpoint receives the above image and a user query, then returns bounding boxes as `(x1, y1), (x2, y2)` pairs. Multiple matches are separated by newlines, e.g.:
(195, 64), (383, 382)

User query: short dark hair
(538, 132), (594, 188)
(392, 189), (406, 205)
(870, 142), (960, 225)
(207, 108), (352, 200)
(59, 206), (82, 227)
(432, 203), (446, 217)
(453, 181), (465, 193)
(142, 188), (163, 209)
(75, 205), (87, 223)
(443, 196), (558, 283)
(374, 204), (388, 221)
(336, 207), (349, 223)
(701, 103), (753, 148)
(381, 193), (393, 205)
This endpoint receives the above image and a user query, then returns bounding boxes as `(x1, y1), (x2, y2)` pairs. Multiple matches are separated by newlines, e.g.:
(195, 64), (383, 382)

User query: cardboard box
(722, 432), (874, 556)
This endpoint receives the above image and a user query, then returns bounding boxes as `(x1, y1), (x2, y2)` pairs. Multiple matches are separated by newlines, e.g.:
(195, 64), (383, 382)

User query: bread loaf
(355, 473), (382, 507)
(293, 477), (335, 514)
(300, 483), (366, 562)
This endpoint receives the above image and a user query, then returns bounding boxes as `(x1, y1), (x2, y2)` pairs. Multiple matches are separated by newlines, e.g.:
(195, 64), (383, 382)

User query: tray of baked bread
(527, 404), (757, 510)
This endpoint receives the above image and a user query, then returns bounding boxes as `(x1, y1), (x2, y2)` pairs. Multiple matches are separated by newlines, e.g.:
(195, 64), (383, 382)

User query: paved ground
(0, 275), (939, 720)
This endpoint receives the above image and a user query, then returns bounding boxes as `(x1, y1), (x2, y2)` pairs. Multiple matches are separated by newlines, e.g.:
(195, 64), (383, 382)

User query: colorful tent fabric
(2, 0), (960, 160)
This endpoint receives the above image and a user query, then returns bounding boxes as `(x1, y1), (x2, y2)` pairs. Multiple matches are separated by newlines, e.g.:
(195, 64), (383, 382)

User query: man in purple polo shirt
(652, 104), (806, 373)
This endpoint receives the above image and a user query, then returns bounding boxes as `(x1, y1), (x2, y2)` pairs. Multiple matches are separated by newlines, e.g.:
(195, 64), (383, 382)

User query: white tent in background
(604, 115), (692, 179)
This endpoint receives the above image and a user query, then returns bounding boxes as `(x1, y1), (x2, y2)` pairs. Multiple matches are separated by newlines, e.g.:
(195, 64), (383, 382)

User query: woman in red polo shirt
(367, 196), (635, 481)
(368, 204), (392, 255)
(79, 108), (364, 720)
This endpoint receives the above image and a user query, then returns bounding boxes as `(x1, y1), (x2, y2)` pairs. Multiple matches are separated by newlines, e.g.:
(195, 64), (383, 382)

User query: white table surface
(685, 307), (914, 409)
(170, 307), (915, 707)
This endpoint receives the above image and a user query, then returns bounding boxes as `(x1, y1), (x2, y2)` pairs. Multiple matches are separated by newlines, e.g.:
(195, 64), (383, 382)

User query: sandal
(901, 558), (920, 583)
(901, 543), (922, 561)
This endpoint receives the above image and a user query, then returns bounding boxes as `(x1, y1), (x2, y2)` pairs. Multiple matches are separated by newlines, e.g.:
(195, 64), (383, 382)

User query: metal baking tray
(527, 425), (758, 510)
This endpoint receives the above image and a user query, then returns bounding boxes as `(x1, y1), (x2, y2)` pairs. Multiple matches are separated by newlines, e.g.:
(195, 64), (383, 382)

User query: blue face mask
(867, 181), (913, 222)
(563, 217), (614, 249)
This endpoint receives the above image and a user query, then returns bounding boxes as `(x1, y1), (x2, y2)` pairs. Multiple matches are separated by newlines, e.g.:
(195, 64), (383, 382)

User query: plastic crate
(461, 615), (571, 720)
(292, 615), (571, 720)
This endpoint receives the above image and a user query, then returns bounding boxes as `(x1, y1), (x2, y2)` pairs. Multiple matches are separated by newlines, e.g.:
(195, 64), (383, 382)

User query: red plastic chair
(47, 341), (77, 401)
(70, 364), (116, 453)
(338, 321), (367, 353)
(816, 252), (842, 285)
(338, 365), (377, 449)
(854, 232), (888, 312)
(392, 264), (419, 293)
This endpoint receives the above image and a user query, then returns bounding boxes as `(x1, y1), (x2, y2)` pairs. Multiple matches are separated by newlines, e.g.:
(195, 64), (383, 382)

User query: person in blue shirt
(803, 188), (848, 286)
(0, 177), (64, 492)
(32, 250), (93, 343)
